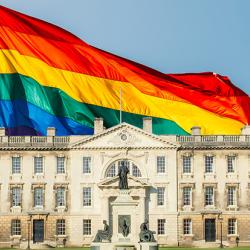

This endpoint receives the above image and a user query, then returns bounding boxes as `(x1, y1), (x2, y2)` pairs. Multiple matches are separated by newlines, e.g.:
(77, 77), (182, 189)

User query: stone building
(0, 118), (249, 248)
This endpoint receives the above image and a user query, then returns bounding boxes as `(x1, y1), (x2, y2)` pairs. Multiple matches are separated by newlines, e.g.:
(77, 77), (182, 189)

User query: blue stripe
(0, 100), (93, 135)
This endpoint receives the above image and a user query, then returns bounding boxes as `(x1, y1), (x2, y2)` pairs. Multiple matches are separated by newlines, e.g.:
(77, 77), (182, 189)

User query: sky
(1, 0), (250, 94)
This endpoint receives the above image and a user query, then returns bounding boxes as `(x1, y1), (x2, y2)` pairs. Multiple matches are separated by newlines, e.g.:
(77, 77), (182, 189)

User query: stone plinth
(139, 242), (158, 250)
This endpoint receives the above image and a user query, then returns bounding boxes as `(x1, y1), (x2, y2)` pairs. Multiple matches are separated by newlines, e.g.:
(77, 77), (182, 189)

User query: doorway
(205, 219), (216, 242)
(33, 220), (44, 243)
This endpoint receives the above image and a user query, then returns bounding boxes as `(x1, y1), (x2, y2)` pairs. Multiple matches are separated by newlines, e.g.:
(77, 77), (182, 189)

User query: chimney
(47, 127), (56, 136)
(191, 126), (201, 135)
(143, 117), (152, 133)
(0, 127), (5, 136)
(94, 118), (104, 135)
(241, 125), (250, 135)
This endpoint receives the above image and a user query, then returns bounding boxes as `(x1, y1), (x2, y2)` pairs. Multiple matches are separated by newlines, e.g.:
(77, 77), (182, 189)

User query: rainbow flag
(0, 5), (249, 136)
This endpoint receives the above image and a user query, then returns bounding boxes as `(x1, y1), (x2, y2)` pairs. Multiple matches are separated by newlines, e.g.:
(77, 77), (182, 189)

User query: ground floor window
(56, 219), (65, 235)
(157, 219), (166, 235)
(11, 219), (21, 235)
(228, 218), (237, 235)
(83, 219), (91, 235)
(183, 219), (192, 235)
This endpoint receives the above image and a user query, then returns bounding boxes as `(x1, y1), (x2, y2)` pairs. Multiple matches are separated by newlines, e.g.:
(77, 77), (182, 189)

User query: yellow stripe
(0, 49), (244, 134)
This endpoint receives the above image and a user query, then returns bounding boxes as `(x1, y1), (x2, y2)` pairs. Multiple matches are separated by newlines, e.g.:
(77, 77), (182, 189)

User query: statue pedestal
(90, 242), (112, 250)
(139, 242), (158, 250)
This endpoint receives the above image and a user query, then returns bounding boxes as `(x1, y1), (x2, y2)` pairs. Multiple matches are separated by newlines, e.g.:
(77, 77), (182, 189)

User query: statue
(139, 219), (156, 242)
(118, 161), (129, 189)
(93, 220), (112, 242)
(120, 219), (129, 237)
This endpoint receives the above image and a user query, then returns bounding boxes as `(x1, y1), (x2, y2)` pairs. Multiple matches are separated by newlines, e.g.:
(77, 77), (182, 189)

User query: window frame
(34, 187), (44, 207)
(205, 155), (214, 173)
(228, 218), (237, 235)
(56, 219), (66, 236)
(183, 219), (192, 235)
(83, 157), (91, 174)
(12, 156), (21, 174)
(205, 186), (214, 206)
(11, 187), (22, 207)
(157, 187), (166, 206)
(182, 156), (192, 174)
(56, 187), (66, 207)
(227, 155), (236, 173)
(157, 156), (166, 174)
(83, 219), (92, 235)
(34, 156), (44, 174)
(183, 187), (192, 206)
(83, 187), (92, 207)
(157, 219), (166, 235)
(56, 156), (65, 174)
(11, 219), (21, 236)
(227, 186), (237, 206)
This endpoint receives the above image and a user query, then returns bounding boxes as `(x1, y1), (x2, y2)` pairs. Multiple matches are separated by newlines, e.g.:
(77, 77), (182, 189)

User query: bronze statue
(93, 220), (112, 242)
(118, 161), (129, 189)
(139, 219), (156, 242)
(120, 219), (129, 237)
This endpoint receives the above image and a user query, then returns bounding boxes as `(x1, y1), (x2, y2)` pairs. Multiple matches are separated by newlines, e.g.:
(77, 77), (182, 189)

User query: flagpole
(120, 85), (122, 123)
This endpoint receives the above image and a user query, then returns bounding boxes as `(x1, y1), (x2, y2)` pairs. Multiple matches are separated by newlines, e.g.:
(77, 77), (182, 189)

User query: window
(83, 187), (91, 207)
(157, 187), (165, 206)
(11, 220), (21, 235)
(12, 157), (21, 174)
(34, 187), (43, 207)
(227, 156), (236, 173)
(11, 187), (21, 207)
(107, 164), (116, 177)
(228, 219), (237, 235)
(227, 187), (237, 206)
(83, 157), (91, 174)
(105, 160), (141, 178)
(157, 156), (166, 173)
(34, 157), (43, 174)
(205, 156), (214, 173)
(56, 219), (65, 235)
(157, 219), (165, 235)
(57, 157), (65, 174)
(205, 187), (214, 206)
(183, 187), (192, 206)
(132, 164), (142, 177)
(183, 219), (192, 235)
(183, 156), (191, 174)
(56, 187), (66, 207)
(83, 219), (91, 235)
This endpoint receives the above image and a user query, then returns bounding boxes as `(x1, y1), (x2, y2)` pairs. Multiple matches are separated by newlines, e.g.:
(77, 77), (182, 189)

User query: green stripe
(0, 73), (189, 135)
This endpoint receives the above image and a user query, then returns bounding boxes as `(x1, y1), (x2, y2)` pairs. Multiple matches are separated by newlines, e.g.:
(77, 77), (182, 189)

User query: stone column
(140, 195), (146, 224)
(102, 195), (109, 222)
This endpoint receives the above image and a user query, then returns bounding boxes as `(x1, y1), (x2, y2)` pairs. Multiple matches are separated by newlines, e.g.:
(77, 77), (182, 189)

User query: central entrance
(33, 220), (44, 243)
(205, 219), (216, 242)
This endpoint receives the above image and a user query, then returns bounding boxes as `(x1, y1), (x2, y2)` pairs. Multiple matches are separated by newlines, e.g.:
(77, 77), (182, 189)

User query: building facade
(0, 118), (249, 248)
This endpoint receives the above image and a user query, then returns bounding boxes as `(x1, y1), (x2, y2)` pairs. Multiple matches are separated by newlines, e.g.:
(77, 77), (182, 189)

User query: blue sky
(1, 0), (250, 94)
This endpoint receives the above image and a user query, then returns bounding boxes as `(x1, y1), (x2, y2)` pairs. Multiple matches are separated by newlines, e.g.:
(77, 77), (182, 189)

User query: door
(33, 220), (44, 243)
(205, 219), (216, 242)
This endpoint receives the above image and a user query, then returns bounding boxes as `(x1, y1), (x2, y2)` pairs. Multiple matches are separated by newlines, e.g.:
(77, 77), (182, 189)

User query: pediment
(98, 175), (150, 189)
(71, 123), (177, 149)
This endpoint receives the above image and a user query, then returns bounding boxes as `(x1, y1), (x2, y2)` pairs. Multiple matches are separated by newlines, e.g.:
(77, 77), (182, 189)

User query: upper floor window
(205, 187), (214, 206)
(11, 219), (21, 236)
(205, 156), (214, 173)
(83, 219), (91, 235)
(157, 219), (166, 235)
(183, 187), (192, 206)
(56, 219), (65, 235)
(227, 187), (237, 206)
(12, 156), (21, 174)
(34, 187), (43, 207)
(83, 157), (91, 174)
(157, 187), (165, 206)
(34, 156), (43, 174)
(83, 187), (91, 207)
(227, 156), (236, 173)
(157, 156), (166, 174)
(183, 219), (192, 235)
(11, 187), (21, 207)
(105, 160), (142, 178)
(228, 218), (237, 235)
(56, 187), (66, 207)
(57, 157), (65, 174)
(183, 156), (191, 174)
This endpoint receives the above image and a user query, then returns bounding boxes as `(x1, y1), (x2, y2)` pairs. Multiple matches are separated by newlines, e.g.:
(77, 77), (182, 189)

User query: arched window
(105, 160), (142, 178)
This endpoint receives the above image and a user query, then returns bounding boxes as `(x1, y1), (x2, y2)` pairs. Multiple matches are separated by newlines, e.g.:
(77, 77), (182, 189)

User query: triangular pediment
(98, 175), (150, 189)
(71, 123), (177, 149)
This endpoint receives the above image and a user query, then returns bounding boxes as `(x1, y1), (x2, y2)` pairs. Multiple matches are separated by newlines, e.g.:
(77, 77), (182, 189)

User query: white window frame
(228, 218), (237, 235)
(182, 156), (192, 174)
(12, 156), (21, 174)
(34, 187), (44, 207)
(56, 219), (66, 236)
(205, 155), (214, 173)
(183, 187), (192, 206)
(205, 186), (214, 206)
(83, 157), (91, 174)
(227, 155), (236, 173)
(157, 187), (165, 206)
(157, 156), (166, 174)
(11, 187), (22, 207)
(83, 187), (92, 207)
(11, 219), (21, 236)
(227, 186), (237, 206)
(56, 156), (65, 174)
(83, 219), (92, 235)
(56, 187), (66, 207)
(157, 219), (166, 235)
(34, 156), (44, 174)
(183, 219), (192, 235)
